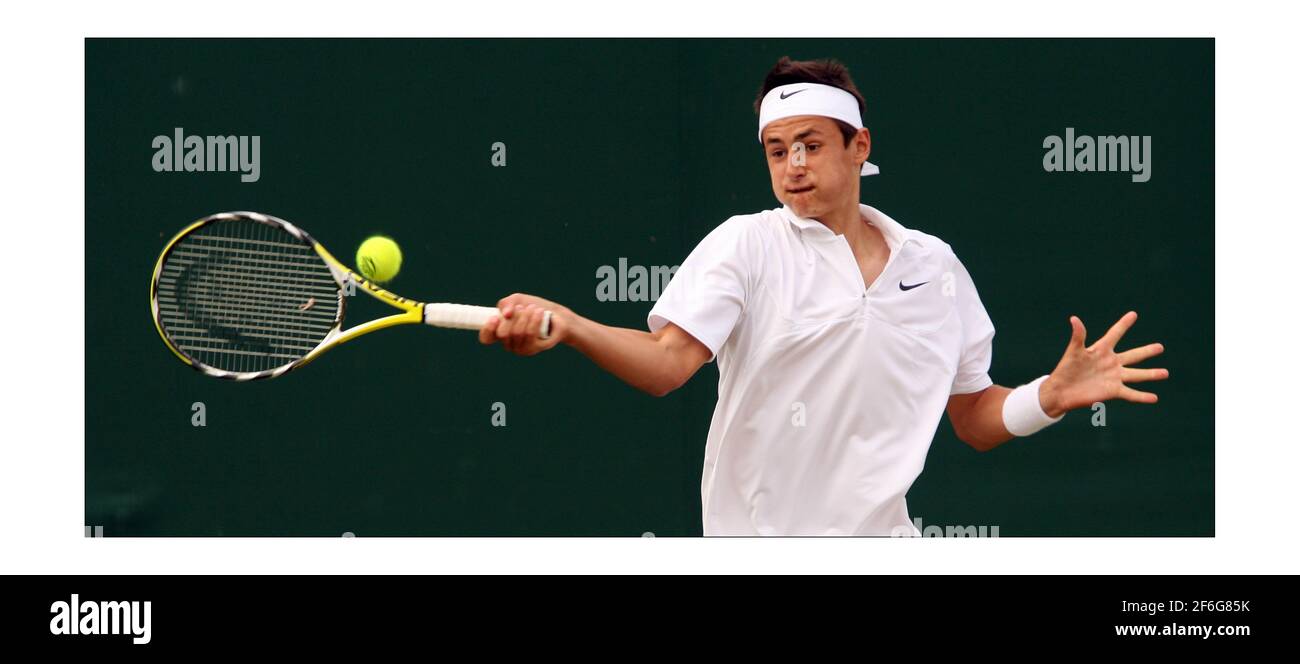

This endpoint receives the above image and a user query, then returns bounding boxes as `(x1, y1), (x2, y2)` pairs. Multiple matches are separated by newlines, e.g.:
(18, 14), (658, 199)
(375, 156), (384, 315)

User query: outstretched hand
(1039, 311), (1168, 417)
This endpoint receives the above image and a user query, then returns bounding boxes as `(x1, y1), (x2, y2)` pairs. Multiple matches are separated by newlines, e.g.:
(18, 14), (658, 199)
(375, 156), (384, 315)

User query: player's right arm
(479, 293), (711, 397)
(483, 217), (757, 395)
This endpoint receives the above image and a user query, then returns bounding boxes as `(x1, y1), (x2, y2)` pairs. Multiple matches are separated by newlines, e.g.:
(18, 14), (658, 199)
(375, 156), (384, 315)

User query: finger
(520, 306), (545, 353)
(1068, 315), (1087, 350)
(478, 316), (499, 345)
(1117, 342), (1165, 366)
(1121, 367), (1169, 383)
(507, 304), (532, 341)
(511, 308), (535, 352)
(496, 294), (522, 311)
(522, 305), (544, 340)
(496, 310), (517, 352)
(1095, 311), (1137, 351)
(507, 305), (539, 352)
(1118, 385), (1159, 404)
(526, 305), (545, 338)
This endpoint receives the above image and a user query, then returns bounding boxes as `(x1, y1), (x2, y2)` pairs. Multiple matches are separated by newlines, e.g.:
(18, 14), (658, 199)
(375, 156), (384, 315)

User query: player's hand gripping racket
(150, 211), (551, 380)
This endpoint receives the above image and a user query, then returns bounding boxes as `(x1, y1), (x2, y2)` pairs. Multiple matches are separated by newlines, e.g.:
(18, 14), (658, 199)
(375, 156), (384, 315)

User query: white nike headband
(757, 82), (879, 176)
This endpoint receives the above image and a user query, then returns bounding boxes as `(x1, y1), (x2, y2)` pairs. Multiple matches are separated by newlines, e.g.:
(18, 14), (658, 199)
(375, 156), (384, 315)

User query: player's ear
(857, 127), (872, 164)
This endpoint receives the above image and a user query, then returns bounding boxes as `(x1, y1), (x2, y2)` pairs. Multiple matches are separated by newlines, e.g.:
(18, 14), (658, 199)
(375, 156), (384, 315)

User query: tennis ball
(356, 236), (402, 282)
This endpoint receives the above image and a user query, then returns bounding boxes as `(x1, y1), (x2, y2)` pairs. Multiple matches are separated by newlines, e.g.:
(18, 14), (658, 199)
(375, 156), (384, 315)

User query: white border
(1, 1), (1295, 573)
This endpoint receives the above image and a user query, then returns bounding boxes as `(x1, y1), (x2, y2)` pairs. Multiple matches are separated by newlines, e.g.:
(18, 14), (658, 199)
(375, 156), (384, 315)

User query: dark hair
(754, 56), (866, 146)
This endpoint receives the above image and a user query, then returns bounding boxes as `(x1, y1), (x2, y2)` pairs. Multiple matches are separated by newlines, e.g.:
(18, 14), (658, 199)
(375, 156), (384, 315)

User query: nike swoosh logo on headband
(779, 89), (807, 100)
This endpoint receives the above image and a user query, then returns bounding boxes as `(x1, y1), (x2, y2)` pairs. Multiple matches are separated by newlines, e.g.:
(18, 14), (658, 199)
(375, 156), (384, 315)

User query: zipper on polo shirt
(864, 240), (904, 299)
(829, 236), (873, 304)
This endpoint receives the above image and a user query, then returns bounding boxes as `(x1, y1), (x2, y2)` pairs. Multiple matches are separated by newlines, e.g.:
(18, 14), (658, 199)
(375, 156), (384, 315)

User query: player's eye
(807, 143), (821, 152)
(771, 150), (786, 159)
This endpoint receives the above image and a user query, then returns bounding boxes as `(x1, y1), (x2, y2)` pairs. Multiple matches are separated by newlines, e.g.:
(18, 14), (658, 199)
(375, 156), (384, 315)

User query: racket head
(151, 211), (348, 380)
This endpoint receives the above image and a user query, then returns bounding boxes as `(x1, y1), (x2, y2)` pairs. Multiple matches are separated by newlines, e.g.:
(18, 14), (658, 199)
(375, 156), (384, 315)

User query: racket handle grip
(423, 303), (552, 340)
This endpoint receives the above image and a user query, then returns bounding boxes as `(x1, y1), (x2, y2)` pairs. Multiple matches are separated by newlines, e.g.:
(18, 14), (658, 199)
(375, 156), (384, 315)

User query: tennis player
(480, 57), (1168, 536)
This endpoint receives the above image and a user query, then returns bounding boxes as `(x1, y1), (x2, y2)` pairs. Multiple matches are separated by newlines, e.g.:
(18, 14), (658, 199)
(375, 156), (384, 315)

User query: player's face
(762, 115), (870, 218)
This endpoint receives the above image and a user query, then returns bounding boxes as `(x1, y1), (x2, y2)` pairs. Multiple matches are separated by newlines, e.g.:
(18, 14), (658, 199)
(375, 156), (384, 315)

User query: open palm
(1040, 311), (1169, 417)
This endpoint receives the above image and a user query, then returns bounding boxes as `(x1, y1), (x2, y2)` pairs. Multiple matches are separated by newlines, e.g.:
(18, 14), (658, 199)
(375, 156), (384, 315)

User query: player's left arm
(946, 311), (1168, 452)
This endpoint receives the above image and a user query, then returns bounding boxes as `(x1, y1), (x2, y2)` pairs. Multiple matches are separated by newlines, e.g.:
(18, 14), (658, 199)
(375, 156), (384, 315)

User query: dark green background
(86, 39), (1213, 536)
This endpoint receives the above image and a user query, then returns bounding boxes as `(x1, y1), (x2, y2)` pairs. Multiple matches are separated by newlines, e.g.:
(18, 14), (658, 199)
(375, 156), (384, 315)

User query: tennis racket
(150, 211), (550, 380)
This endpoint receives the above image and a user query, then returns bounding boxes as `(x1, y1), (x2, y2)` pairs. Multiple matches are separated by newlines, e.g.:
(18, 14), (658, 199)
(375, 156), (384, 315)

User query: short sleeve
(949, 253), (996, 395)
(647, 216), (762, 362)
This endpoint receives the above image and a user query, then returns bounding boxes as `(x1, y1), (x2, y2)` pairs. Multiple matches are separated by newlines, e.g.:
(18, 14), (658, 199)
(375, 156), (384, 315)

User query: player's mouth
(786, 185), (815, 195)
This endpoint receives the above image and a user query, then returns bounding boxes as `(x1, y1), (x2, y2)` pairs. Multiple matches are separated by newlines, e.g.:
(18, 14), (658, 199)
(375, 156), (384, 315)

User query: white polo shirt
(648, 203), (995, 536)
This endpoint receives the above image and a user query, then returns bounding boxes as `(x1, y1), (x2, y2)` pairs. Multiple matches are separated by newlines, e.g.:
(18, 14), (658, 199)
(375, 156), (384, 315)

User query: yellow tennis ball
(355, 236), (402, 282)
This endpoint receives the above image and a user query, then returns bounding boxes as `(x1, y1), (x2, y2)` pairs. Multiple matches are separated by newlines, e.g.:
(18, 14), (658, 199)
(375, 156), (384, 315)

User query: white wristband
(1002, 375), (1064, 437)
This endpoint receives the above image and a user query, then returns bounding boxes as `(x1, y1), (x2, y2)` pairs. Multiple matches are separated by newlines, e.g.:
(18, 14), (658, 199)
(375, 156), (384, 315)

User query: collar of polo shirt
(780, 203), (915, 251)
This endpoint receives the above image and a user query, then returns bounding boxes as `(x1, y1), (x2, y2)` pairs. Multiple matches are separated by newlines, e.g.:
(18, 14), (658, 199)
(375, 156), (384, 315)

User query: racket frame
(151, 211), (425, 380)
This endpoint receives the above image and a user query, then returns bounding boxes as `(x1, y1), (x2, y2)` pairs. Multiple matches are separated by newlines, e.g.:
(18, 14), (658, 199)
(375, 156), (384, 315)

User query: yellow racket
(150, 211), (550, 380)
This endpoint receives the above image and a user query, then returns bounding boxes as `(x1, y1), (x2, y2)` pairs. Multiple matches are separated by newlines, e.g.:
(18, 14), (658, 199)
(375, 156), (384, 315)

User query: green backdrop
(86, 39), (1213, 536)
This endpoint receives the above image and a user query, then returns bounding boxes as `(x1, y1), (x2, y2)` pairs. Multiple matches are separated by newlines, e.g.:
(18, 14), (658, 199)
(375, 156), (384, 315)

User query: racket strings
(155, 218), (341, 373)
